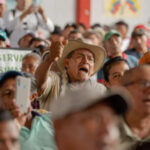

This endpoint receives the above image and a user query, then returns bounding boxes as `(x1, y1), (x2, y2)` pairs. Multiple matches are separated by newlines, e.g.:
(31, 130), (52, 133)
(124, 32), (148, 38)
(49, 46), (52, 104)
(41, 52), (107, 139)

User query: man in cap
(51, 88), (130, 150)
(97, 30), (138, 83)
(125, 29), (149, 60)
(35, 40), (106, 110)
(0, 29), (7, 47)
(117, 65), (150, 150)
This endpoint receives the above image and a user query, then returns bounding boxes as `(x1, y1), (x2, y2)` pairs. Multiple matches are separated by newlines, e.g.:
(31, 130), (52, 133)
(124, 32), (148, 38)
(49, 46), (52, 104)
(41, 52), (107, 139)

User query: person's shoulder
(125, 48), (137, 54)
(89, 80), (106, 91)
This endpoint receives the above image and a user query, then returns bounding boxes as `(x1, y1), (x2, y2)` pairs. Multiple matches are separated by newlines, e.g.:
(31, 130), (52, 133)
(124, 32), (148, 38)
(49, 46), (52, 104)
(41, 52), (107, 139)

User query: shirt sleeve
(35, 13), (54, 32)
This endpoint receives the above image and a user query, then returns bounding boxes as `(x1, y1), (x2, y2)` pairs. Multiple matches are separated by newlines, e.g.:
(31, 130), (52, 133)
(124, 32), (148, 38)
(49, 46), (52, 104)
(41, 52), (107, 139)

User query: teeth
(79, 68), (88, 73)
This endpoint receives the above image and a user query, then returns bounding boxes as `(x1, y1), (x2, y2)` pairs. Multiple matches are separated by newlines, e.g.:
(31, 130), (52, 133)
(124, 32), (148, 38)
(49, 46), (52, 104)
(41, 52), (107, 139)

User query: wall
(42, 0), (150, 32)
(41, 0), (76, 29)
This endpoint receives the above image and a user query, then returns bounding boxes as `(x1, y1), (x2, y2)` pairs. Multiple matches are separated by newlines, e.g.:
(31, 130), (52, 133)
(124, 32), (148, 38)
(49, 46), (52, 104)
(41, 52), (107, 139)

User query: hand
(49, 40), (68, 62)
(25, 5), (37, 15)
(38, 6), (44, 15)
(9, 101), (32, 130)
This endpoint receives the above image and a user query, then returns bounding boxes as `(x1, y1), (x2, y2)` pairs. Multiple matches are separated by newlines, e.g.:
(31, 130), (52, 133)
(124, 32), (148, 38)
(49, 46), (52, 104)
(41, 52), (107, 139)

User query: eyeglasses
(124, 80), (150, 88)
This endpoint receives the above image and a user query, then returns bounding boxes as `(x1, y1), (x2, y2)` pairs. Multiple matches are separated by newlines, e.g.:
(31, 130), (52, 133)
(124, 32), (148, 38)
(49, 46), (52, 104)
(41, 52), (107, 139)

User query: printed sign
(0, 48), (31, 74)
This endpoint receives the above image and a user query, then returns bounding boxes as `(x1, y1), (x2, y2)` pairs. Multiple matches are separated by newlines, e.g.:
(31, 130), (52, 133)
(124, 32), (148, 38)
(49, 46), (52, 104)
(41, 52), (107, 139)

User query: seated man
(103, 57), (129, 88)
(117, 65), (150, 150)
(0, 109), (20, 150)
(35, 40), (107, 110)
(0, 71), (57, 150)
(50, 88), (130, 150)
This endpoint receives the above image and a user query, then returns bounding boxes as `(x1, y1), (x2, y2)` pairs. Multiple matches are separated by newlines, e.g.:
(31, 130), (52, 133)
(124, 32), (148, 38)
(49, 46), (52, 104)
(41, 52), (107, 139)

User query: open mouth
(79, 67), (89, 73)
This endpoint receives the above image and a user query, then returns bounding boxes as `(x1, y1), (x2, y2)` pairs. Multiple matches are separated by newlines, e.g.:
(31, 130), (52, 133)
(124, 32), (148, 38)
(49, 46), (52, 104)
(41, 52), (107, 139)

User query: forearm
(35, 53), (54, 93)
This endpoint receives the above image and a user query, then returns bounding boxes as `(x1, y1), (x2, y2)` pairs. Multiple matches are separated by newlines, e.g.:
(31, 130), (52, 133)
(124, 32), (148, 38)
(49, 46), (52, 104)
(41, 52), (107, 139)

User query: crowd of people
(0, 0), (150, 150)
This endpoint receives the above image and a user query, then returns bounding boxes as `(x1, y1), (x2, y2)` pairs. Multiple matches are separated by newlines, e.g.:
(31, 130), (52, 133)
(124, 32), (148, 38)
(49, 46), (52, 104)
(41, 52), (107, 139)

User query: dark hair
(0, 109), (13, 122)
(64, 23), (78, 30)
(91, 23), (102, 29)
(77, 23), (87, 30)
(115, 20), (128, 29)
(29, 37), (48, 47)
(103, 57), (129, 82)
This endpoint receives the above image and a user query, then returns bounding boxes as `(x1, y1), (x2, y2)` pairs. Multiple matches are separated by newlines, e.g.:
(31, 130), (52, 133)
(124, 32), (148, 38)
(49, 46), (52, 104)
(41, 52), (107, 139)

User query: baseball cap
(131, 29), (147, 38)
(0, 30), (7, 41)
(50, 87), (130, 120)
(0, 71), (23, 86)
(104, 30), (121, 42)
(135, 24), (149, 32)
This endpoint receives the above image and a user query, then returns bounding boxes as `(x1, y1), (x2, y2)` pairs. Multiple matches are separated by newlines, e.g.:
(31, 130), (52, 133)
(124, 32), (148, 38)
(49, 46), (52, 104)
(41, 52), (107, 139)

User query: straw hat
(57, 40), (106, 75)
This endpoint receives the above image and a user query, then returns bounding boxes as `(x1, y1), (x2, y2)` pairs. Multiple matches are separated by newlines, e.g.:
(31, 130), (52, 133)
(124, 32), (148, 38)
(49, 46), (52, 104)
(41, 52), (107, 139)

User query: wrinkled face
(125, 67), (150, 116)
(132, 35), (147, 51)
(0, 78), (15, 110)
(17, 0), (30, 10)
(0, 121), (20, 150)
(22, 56), (39, 75)
(55, 104), (119, 150)
(0, 3), (6, 17)
(65, 49), (95, 82)
(106, 62), (129, 88)
(105, 35), (122, 57)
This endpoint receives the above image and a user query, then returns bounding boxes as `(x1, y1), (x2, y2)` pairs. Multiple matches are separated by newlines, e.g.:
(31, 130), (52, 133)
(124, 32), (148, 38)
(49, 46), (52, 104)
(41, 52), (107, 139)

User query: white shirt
(0, 17), (6, 30)
(4, 9), (54, 47)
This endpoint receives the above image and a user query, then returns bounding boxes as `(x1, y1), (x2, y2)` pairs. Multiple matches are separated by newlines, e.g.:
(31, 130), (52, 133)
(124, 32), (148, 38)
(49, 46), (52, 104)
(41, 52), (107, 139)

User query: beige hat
(57, 40), (106, 75)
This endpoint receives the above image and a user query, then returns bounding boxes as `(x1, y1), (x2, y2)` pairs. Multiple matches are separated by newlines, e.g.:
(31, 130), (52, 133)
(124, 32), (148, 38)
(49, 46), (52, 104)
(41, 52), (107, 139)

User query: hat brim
(57, 40), (106, 75)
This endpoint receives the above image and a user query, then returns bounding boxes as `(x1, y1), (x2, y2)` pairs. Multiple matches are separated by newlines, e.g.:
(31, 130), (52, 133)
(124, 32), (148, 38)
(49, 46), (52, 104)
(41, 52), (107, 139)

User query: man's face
(0, 121), (20, 150)
(0, 78), (15, 110)
(54, 104), (119, 150)
(106, 62), (129, 88)
(125, 67), (150, 116)
(65, 49), (95, 82)
(22, 56), (39, 75)
(132, 35), (147, 51)
(105, 35), (122, 57)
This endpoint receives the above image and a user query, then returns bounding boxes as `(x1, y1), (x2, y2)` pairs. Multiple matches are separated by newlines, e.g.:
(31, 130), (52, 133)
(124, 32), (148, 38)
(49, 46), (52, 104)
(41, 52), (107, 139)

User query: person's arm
(35, 40), (68, 95)
(35, 6), (54, 32)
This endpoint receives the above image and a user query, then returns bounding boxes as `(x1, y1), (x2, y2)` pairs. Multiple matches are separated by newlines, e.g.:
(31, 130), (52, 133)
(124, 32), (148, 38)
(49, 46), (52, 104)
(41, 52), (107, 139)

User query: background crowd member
(117, 65), (150, 150)
(21, 52), (41, 75)
(29, 37), (50, 55)
(4, 0), (54, 47)
(0, 109), (20, 150)
(49, 25), (64, 42)
(0, 0), (6, 31)
(18, 32), (36, 48)
(83, 29), (104, 46)
(103, 57), (129, 88)
(97, 30), (138, 83)
(115, 20), (130, 51)
(68, 29), (83, 40)
(125, 29), (149, 60)
(51, 88), (129, 150)
(35, 40), (106, 110)
(0, 71), (57, 150)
